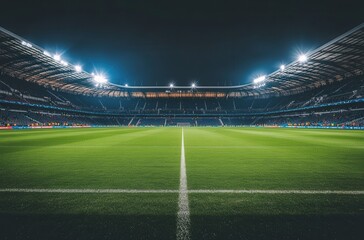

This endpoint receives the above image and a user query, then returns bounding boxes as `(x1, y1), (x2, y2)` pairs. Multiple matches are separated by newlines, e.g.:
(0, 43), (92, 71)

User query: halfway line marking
(0, 188), (178, 193)
(176, 128), (191, 240)
(188, 189), (364, 194)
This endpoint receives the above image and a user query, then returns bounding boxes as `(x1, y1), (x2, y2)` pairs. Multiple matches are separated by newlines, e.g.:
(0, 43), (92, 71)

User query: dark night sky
(1, 0), (363, 86)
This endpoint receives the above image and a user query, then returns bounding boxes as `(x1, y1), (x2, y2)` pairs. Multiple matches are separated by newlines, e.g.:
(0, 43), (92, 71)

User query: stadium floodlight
(253, 75), (266, 84)
(169, 83), (174, 88)
(298, 54), (308, 63)
(125, 84), (128, 87)
(253, 83), (266, 89)
(93, 74), (108, 84)
(280, 64), (285, 71)
(43, 51), (51, 57)
(74, 65), (82, 72)
(21, 41), (32, 48)
(53, 54), (61, 61)
(60, 60), (68, 66)
(191, 83), (196, 88)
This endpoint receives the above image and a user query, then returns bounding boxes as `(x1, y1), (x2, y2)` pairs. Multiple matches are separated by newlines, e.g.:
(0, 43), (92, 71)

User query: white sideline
(0, 188), (363, 194)
(176, 128), (191, 240)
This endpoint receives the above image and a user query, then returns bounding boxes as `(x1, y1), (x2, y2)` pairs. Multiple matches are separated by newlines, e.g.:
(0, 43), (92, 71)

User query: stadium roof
(0, 23), (364, 98)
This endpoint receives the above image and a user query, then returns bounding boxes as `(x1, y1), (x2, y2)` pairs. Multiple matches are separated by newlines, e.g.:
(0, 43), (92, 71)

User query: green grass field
(0, 127), (363, 239)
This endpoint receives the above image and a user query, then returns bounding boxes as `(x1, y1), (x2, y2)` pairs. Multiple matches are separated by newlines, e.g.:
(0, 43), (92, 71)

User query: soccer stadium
(0, 2), (364, 240)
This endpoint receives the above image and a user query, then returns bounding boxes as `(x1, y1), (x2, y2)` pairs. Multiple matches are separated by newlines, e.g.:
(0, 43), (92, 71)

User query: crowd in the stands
(1, 73), (364, 127)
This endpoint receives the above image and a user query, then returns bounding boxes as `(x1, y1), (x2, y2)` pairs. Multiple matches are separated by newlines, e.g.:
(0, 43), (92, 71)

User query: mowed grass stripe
(0, 128), (154, 146)
(184, 127), (364, 190)
(226, 128), (364, 148)
(0, 128), (181, 189)
(0, 128), (150, 154)
(0, 128), (130, 143)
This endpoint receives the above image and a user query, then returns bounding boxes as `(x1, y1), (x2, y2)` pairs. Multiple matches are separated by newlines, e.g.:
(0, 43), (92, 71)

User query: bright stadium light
(253, 75), (266, 84)
(280, 64), (285, 71)
(53, 54), (61, 61)
(170, 83), (174, 88)
(191, 83), (196, 88)
(21, 41), (32, 48)
(74, 65), (82, 72)
(60, 60), (68, 66)
(125, 84), (128, 87)
(298, 54), (308, 63)
(94, 74), (108, 84)
(253, 83), (266, 89)
(43, 51), (51, 57)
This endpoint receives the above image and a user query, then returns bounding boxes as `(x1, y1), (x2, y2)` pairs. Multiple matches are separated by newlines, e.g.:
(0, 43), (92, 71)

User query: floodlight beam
(298, 54), (308, 63)
(253, 75), (266, 84)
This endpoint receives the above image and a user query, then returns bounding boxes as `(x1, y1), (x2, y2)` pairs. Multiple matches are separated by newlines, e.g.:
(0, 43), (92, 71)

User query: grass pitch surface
(0, 127), (363, 239)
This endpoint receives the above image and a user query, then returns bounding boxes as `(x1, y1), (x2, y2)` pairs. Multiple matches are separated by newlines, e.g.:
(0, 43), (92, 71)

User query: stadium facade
(0, 24), (364, 129)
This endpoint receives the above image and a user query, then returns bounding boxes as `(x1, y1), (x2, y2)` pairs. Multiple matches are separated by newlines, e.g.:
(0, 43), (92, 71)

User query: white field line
(0, 146), (179, 148)
(0, 188), (178, 193)
(188, 189), (364, 194)
(0, 188), (363, 195)
(176, 128), (191, 240)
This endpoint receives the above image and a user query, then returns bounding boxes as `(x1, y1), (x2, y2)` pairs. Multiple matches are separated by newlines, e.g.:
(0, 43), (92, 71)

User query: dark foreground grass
(0, 193), (178, 240)
(0, 127), (363, 239)
(190, 194), (364, 240)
